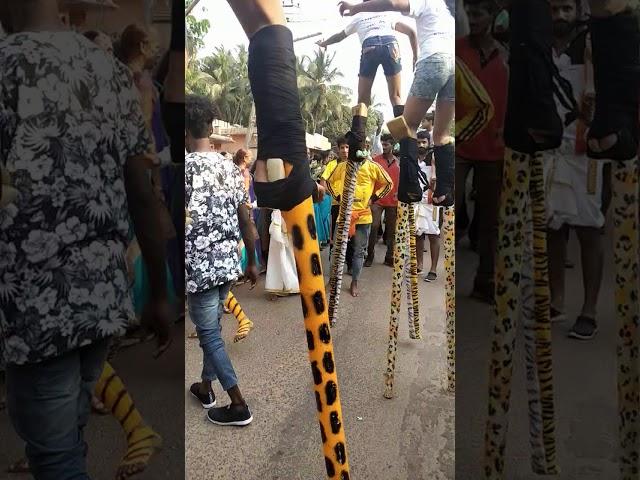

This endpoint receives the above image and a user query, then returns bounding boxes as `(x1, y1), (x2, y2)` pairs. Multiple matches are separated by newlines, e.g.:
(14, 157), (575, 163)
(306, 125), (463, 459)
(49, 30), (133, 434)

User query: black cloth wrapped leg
(587, 12), (640, 161)
(503, 0), (562, 154)
(433, 143), (455, 207)
(393, 104), (405, 117)
(170, 0), (185, 51)
(397, 137), (423, 204)
(346, 113), (367, 162)
(248, 25), (316, 211)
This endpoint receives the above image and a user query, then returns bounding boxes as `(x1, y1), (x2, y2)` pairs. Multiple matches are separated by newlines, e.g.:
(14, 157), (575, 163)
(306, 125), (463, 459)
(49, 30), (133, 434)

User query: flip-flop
(7, 457), (30, 474)
(152, 337), (173, 360)
(188, 331), (198, 339)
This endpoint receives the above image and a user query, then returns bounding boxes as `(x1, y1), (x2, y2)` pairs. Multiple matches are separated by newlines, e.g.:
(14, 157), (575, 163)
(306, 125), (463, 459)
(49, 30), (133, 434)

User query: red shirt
(373, 155), (399, 207)
(456, 37), (508, 162)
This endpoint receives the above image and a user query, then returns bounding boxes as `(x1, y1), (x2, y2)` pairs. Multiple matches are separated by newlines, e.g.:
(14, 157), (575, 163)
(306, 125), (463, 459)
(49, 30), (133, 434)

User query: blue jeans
(351, 223), (372, 281)
(359, 35), (402, 78)
(6, 339), (110, 480)
(188, 282), (238, 390)
(409, 53), (455, 101)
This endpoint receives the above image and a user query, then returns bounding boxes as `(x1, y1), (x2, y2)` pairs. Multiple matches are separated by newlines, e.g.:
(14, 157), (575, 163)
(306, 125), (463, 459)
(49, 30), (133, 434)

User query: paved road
(1, 324), (186, 480)
(456, 222), (620, 479)
(185, 243), (454, 480)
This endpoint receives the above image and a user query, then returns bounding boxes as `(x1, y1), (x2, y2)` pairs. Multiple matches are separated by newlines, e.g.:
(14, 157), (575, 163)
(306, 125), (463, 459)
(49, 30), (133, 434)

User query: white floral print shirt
(185, 152), (248, 294)
(0, 32), (151, 365)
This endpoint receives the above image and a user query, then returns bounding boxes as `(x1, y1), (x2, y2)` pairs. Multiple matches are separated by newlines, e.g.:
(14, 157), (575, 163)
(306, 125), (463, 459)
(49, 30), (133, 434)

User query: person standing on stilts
(317, 7), (417, 121)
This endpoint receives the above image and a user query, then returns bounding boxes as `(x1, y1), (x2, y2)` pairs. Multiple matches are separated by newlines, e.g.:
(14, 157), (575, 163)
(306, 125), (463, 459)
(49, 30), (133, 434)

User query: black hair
(84, 30), (100, 42)
(417, 130), (431, 140)
(185, 94), (219, 139)
(336, 136), (348, 147)
(380, 133), (395, 143)
(463, 0), (499, 13)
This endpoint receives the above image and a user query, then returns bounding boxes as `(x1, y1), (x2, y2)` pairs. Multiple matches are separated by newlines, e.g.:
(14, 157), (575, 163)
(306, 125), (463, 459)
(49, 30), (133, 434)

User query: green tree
(199, 46), (253, 125)
(297, 50), (352, 134)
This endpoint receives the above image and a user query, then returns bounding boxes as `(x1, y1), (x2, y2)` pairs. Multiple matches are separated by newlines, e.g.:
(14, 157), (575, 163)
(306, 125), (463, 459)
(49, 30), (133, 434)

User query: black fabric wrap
(249, 25), (316, 211)
(162, 102), (185, 164)
(503, 0), (563, 154)
(433, 143), (454, 207)
(170, 0), (185, 51)
(587, 12), (640, 161)
(397, 137), (423, 204)
(393, 104), (405, 117)
(346, 114), (367, 162)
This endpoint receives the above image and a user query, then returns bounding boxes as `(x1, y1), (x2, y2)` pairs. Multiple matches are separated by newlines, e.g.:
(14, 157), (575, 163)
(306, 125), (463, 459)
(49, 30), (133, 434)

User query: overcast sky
(192, 0), (417, 126)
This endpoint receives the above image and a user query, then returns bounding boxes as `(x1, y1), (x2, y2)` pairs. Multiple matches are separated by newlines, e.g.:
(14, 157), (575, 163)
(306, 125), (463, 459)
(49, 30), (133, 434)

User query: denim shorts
(359, 35), (402, 78)
(409, 53), (455, 101)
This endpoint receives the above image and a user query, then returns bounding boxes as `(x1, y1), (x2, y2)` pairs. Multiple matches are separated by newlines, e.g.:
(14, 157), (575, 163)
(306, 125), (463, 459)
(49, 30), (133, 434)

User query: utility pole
(185, 0), (202, 16)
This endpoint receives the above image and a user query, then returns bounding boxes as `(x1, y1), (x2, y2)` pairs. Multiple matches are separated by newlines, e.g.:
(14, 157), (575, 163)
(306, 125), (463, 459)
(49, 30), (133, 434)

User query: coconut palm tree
(297, 49), (352, 134)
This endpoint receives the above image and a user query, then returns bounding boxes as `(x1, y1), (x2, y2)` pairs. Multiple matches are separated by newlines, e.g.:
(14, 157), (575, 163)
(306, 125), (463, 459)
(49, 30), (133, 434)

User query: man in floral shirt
(0, 2), (170, 477)
(185, 94), (258, 427)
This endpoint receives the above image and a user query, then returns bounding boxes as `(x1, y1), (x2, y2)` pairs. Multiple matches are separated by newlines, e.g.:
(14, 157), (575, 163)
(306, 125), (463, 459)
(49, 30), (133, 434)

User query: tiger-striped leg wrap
(94, 362), (162, 479)
(384, 202), (411, 399)
(529, 153), (558, 474)
(406, 205), (422, 340)
(484, 148), (530, 478)
(328, 160), (358, 326)
(267, 159), (350, 479)
(612, 160), (640, 479)
(520, 195), (548, 472)
(442, 206), (456, 393)
(225, 291), (254, 343)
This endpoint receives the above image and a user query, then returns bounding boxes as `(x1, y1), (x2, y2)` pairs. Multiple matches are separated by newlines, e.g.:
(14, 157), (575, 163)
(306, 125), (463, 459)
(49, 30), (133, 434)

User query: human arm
(339, 0), (411, 16)
(372, 163), (393, 200)
(237, 202), (259, 286)
(394, 21), (418, 68)
(317, 30), (348, 48)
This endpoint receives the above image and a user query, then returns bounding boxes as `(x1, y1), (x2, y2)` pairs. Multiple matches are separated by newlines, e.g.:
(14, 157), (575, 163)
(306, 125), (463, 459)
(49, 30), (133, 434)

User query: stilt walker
(484, 0), (562, 476)
(384, 105), (426, 399)
(327, 104), (367, 327)
(585, 7), (640, 478)
(227, 2), (350, 477)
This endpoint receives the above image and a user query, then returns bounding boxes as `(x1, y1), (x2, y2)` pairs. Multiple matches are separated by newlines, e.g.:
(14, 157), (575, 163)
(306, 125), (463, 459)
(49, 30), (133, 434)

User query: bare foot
(350, 281), (359, 297)
(7, 456), (29, 473)
(588, 134), (618, 153)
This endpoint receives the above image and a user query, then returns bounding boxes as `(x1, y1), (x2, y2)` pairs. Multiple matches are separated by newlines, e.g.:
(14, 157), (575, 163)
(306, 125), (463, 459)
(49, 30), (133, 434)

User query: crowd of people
(0, 0), (184, 477)
(184, 0), (456, 435)
(456, 0), (609, 340)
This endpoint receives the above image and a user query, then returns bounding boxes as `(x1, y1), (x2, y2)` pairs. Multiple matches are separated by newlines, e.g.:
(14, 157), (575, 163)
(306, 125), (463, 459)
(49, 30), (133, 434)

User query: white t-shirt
(344, 13), (399, 44)
(408, 0), (455, 62)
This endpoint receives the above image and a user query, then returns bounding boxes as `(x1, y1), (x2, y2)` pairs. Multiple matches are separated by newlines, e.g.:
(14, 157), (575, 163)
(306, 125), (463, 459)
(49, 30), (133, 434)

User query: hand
(313, 182), (327, 203)
(141, 298), (173, 359)
(244, 264), (259, 289)
(338, 1), (356, 16)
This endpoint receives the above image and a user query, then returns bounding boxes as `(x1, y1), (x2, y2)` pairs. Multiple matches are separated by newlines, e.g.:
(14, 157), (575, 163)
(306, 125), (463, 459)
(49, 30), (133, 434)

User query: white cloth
(407, 0), (455, 61)
(543, 147), (606, 229)
(265, 210), (300, 294)
(415, 162), (440, 235)
(543, 40), (606, 229)
(344, 12), (400, 44)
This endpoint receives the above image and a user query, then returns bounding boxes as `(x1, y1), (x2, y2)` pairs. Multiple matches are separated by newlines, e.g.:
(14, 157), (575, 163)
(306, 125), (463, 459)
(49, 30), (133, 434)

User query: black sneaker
(568, 316), (598, 340)
(424, 271), (437, 282)
(190, 383), (216, 409)
(550, 307), (566, 323)
(364, 257), (373, 267)
(207, 404), (253, 427)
